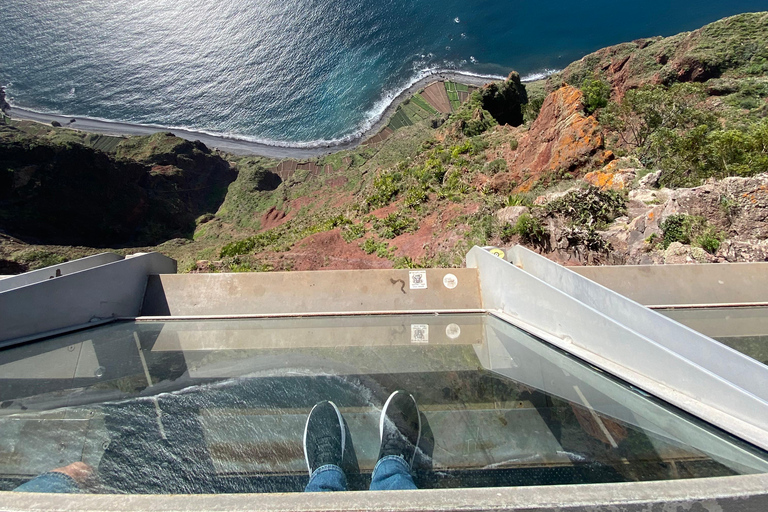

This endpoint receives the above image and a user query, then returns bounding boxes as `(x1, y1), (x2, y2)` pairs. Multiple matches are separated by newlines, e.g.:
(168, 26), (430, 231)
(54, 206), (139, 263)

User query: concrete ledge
(2, 473), (768, 511)
(571, 262), (768, 307)
(141, 269), (480, 316)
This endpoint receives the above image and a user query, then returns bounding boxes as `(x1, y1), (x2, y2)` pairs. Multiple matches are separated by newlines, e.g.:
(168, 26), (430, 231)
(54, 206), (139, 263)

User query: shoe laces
(381, 428), (409, 454)
(312, 434), (338, 465)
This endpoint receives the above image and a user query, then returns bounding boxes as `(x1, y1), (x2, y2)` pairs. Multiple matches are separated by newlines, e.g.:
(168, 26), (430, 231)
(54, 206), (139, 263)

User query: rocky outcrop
(0, 129), (236, 246)
(496, 85), (609, 192)
(479, 72), (527, 127)
(0, 86), (9, 113)
(497, 167), (768, 266)
(598, 174), (768, 264)
(583, 158), (641, 190)
(556, 12), (768, 98)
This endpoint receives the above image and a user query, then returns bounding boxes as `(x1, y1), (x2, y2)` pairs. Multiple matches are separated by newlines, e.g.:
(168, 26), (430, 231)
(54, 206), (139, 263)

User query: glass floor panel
(0, 313), (766, 493)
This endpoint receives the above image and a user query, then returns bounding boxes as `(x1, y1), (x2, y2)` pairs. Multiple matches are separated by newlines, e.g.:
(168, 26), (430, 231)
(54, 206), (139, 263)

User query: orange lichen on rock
(504, 85), (607, 190)
(584, 160), (636, 190)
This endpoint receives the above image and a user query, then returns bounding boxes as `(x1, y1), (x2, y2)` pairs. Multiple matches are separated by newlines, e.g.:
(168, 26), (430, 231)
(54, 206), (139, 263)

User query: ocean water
(1, 0), (765, 146)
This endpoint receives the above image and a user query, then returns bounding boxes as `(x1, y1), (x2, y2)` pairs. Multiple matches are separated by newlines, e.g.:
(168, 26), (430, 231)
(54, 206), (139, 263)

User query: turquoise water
(1, 1), (764, 146)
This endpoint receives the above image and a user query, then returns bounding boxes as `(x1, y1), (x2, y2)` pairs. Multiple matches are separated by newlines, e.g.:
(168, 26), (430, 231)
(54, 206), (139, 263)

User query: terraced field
(83, 134), (124, 152)
(385, 81), (478, 133)
(444, 82), (461, 111)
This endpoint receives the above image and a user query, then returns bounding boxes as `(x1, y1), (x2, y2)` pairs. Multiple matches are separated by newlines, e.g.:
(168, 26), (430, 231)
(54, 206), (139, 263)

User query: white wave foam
(521, 68), (561, 82)
(9, 68), (508, 151)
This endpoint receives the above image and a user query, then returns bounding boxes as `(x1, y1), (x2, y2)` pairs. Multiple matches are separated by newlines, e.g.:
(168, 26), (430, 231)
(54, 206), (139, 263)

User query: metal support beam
(466, 246), (768, 451)
(0, 253), (123, 293)
(0, 253), (176, 347)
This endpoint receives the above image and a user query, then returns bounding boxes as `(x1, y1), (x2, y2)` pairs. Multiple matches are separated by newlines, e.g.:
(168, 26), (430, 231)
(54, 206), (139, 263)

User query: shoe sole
(379, 391), (422, 468)
(303, 400), (346, 474)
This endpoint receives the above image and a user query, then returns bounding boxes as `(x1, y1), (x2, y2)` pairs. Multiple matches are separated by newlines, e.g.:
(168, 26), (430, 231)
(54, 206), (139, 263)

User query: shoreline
(4, 71), (501, 160)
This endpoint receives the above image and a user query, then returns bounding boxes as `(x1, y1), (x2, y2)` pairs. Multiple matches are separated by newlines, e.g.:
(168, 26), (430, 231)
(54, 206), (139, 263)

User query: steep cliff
(0, 128), (236, 246)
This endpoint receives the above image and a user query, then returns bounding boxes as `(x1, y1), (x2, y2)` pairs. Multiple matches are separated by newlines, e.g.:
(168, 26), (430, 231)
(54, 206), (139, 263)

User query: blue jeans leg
(304, 464), (347, 492)
(14, 472), (81, 493)
(369, 455), (417, 491)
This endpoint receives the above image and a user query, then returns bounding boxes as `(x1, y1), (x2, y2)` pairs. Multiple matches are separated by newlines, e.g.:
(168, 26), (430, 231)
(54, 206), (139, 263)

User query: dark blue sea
(1, 1), (765, 147)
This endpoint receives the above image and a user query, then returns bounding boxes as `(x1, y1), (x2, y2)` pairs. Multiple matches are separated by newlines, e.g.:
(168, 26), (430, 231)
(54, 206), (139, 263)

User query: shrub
(660, 214), (724, 254)
(657, 118), (768, 187)
(451, 140), (473, 158)
(581, 73), (611, 115)
(600, 83), (715, 157)
(360, 238), (394, 258)
(545, 187), (627, 229)
(403, 186), (429, 208)
(364, 171), (403, 210)
(438, 170), (470, 201)
(506, 193), (533, 207)
(523, 97), (544, 125)
(341, 223), (366, 242)
(374, 212), (418, 239)
(220, 229), (283, 257)
(484, 158), (507, 175)
(511, 213), (548, 246)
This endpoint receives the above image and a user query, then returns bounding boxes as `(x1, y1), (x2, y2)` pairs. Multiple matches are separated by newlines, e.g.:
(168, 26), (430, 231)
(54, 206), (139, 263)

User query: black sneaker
(378, 391), (421, 468)
(304, 401), (346, 475)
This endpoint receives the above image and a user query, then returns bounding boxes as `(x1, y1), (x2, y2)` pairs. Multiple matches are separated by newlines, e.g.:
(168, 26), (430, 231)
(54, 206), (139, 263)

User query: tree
(580, 73), (611, 115)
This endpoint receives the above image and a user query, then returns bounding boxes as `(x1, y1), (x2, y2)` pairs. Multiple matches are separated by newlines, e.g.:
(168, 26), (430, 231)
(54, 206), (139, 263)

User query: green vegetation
(484, 158), (507, 175)
(14, 250), (69, 270)
(8, 14), (768, 272)
(545, 187), (627, 229)
(445, 91), (498, 137)
(360, 238), (393, 258)
(220, 213), (351, 257)
(411, 94), (439, 115)
(509, 214), (548, 247)
(601, 83), (768, 187)
(444, 82), (462, 111)
(341, 223), (366, 242)
(660, 214), (725, 254)
(505, 193), (534, 207)
(374, 211), (418, 239)
(580, 73), (611, 115)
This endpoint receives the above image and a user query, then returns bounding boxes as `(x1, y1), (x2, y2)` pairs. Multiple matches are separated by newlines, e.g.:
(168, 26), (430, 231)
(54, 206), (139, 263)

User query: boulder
(584, 158), (638, 190)
(495, 206), (529, 225)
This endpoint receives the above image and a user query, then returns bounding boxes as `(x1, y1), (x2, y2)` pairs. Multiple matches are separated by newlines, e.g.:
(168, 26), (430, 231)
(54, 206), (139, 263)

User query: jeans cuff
(16, 471), (81, 493)
(309, 463), (344, 481)
(374, 454), (411, 474)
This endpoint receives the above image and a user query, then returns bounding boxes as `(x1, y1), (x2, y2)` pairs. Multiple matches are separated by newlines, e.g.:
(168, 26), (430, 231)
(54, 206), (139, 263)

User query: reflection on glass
(0, 314), (766, 493)
(657, 306), (768, 365)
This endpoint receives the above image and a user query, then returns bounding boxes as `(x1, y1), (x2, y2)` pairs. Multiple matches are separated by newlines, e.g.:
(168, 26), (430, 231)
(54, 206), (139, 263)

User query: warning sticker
(489, 248), (506, 259)
(409, 270), (428, 289)
(411, 324), (429, 343)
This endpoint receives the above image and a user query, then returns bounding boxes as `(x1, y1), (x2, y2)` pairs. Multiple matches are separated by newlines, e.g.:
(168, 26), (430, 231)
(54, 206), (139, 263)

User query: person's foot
(304, 401), (346, 475)
(378, 391), (421, 468)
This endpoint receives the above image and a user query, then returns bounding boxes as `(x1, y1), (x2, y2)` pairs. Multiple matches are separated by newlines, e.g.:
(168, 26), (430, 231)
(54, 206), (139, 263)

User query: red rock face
(501, 85), (608, 192)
